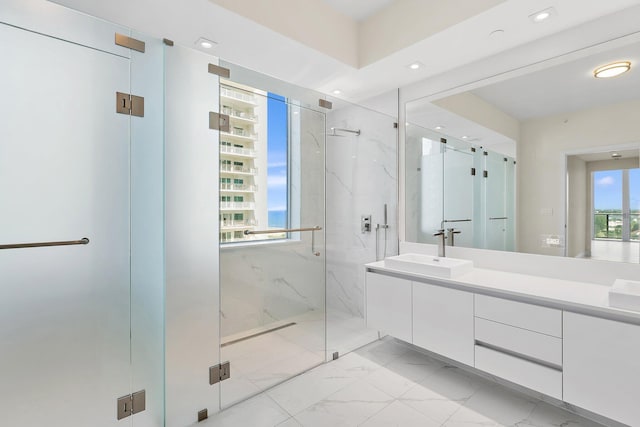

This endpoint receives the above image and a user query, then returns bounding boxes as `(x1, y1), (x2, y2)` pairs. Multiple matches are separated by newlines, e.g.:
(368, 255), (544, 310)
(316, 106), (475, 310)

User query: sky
(266, 93), (288, 218)
(593, 169), (640, 211)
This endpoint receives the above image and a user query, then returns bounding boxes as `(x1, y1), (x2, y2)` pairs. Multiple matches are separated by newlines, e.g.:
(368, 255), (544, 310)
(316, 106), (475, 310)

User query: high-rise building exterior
(219, 82), (269, 243)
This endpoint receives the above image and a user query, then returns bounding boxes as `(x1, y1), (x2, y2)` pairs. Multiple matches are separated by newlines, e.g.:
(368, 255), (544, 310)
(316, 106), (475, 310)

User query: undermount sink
(383, 253), (473, 278)
(609, 279), (640, 312)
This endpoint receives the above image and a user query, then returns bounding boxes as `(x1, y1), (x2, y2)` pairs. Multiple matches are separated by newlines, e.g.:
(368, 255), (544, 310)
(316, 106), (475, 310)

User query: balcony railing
(220, 164), (258, 175)
(220, 219), (257, 229)
(220, 183), (257, 192)
(594, 213), (640, 240)
(220, 202), (255, 210)
(221, 106), (257, 122)
(220, 145), (256, 157)
(220, 87), (257, 104)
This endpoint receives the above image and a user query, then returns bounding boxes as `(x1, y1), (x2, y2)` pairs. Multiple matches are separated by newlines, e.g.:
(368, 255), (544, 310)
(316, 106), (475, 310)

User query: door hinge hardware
(483, 151), (488, 156)
(115, 33), (145, 53)
(208, 64), (230, 78)
(332, 352), (339, 360)
(471, 168), (476, 176)
(440, 138), (447, 144)
(163, 38), (174, 46)
(318, 99), (332, 110)
(483, 170), (488, 178)
(116, 92), (144, 117)
(209, 361), (231, 385)
(117, 389), (146, 420)
(198, 409), (208, 422)
(471, 147), (476, 152)
(209, 112), (230, 132)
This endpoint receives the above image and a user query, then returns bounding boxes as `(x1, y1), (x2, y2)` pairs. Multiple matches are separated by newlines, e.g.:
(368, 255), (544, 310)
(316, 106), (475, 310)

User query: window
(219, 83), (290, 244)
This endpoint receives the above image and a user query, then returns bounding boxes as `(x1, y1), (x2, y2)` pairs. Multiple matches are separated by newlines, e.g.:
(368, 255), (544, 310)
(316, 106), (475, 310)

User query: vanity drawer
(475, 317), (562, 366)
(475, 295), (562, 338)
(475, 345), (562, 400)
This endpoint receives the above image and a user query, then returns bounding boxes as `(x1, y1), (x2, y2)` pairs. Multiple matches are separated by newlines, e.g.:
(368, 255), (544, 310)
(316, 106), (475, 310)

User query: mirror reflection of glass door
(218, 81), (326, 408)
(443, 141), (474, 247)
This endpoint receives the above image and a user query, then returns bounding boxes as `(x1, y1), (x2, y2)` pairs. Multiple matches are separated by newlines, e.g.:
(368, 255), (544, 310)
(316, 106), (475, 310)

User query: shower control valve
(361, 215), (372, 233)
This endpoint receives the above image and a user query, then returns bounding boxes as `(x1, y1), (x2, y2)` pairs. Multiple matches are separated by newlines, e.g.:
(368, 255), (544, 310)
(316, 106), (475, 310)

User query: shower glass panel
(218, 76), (326, 408)
(325, 97), (398, 358)
(0, 20), (133, 427)
(485, 151), (509, 250)
(443, 139), (475, 248)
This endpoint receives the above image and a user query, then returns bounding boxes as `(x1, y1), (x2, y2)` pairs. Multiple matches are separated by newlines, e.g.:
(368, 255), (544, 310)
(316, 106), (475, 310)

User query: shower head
(329, 127), (361, 137)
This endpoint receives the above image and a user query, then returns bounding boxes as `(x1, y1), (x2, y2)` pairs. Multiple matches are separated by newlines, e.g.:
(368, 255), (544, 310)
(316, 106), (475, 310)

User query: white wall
(518, 99), (640, 256)
(164, 45), (221, 426)
(566, 156), (587, 258)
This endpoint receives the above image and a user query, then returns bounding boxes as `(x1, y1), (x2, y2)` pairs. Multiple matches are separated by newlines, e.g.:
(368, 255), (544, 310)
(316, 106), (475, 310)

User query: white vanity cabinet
(473, 295), (563, 400)
(365, 272), (412, 342)
(412, 283), (474, 366)
(563, 312), (640, 426)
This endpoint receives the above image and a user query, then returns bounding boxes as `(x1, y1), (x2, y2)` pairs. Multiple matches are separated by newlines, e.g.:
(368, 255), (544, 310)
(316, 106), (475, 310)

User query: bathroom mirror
(405, 32), (640, 263)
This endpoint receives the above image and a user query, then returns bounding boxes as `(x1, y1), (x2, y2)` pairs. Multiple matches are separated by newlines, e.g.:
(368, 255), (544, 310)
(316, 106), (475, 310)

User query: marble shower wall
(326, 102), (399, 349)
(220, 106), (325, 338)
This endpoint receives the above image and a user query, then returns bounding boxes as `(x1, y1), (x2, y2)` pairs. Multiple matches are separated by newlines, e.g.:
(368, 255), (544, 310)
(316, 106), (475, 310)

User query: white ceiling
(321, 0), (393, 21)
(50, 0), (640, 104)
(574, 149), (639, 162)
(406, 101), (516, 157)
(472, 39), (640, 120)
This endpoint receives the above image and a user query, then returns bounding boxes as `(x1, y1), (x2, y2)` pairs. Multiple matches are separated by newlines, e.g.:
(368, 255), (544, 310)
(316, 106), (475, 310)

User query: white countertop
(366, 261), (640, 324)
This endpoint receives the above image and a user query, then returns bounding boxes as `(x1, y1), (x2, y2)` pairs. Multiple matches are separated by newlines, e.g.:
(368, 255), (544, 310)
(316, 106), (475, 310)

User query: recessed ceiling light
(462, 136), (469, 139)
(332, 89), (342, 95)
(529, 7), (555, 23)
(489, 29), (505, 38)
(611, 152), (622, 159)
(408, 62), (423, 70)
(195, 37), (217, 49)
(594, 61), (631, 78)
(435, 126), (444, 130)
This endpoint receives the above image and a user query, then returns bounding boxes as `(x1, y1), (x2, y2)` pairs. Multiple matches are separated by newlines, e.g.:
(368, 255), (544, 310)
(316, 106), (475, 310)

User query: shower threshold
(221, 322), (297, 347)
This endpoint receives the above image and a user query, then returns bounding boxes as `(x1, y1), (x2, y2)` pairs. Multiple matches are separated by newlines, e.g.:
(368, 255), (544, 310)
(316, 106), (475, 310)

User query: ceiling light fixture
(529, 7), (555, 23)
(462, 136), (469, 139)
(611, 152), (622, 159)
(408, 62), (423, 70)
(332, 89), (342, 95)
(195, 37), (217, 49)
(435, 126), (444, 130)
(594, 61), (631, 79)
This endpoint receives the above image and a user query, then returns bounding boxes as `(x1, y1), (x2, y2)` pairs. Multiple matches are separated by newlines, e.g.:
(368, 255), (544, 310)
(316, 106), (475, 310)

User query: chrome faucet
(433, 229), (447, 257)
(447, 228), (461, 247)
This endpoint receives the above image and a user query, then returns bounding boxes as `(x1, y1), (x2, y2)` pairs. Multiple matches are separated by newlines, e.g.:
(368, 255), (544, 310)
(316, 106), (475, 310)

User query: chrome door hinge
(318, 99), (332, 110)
(117, 390), (146, 420)
(471, 167), (476, 176)
(116, 92), (144, 117)
(483, 170), (488, 178)
(209, 361), (231, 385)
(208, 63), (231, 78)
(209, 112), (230, 132)
(115, 33), (145, 53)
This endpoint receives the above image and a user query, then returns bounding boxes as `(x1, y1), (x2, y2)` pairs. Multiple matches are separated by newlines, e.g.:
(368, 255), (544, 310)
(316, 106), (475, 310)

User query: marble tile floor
(589, 239), (639, 263)
(219, 309), (379, 408)
(204, 337), (605, 427)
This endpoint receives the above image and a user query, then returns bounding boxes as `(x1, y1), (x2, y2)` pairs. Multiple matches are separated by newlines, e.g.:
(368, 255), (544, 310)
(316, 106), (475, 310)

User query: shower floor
(220, 309), (378, 408)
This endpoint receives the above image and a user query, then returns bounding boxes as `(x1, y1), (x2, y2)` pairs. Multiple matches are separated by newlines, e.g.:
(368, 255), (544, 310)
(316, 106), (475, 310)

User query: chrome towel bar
(244, 226), (322, 235)
(0, 237), (90, 250)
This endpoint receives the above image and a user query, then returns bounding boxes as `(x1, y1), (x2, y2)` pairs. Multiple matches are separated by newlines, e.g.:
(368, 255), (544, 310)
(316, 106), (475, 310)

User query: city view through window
(219, 82), (289, 243)
(593, 168), (639, 240)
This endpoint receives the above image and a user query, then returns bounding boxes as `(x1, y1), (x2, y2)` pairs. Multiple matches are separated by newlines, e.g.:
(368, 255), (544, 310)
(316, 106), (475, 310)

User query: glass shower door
(485, 151), (509, 250)
(0, 21), (133, 427)
(218, 82), (326, 408)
